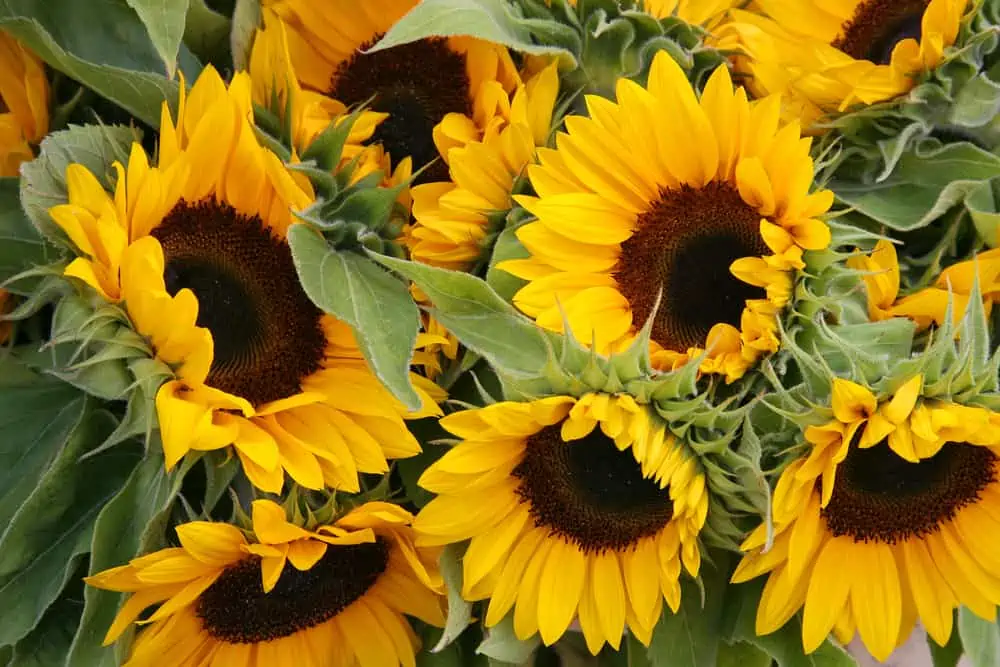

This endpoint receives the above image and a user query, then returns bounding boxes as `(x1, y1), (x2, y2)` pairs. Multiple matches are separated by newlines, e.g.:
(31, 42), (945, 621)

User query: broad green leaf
(0, 178), (56, 292)
(717, 642), (773, 667)
(476, 614), (540, 664)
(20, 124), (137, 246)
(432, 544), (474, 652)
(648, 559), (730, 667)
(6, 574), (84, 667)
(286, 224), (422, 410)
(0, 407), (141, 647)
(0, 360), (86, 544)
(928, 619), (963, 667)
(369, 0), (572, 62)
(126, 0), (191, 76)
(957, 607), (999, 667)
(721, 580), (854, 667)
(0, 0), (198, 127)
(371, 254), (552, 380)
(230, 0), (261, 71)
(66, 446), (186, 667)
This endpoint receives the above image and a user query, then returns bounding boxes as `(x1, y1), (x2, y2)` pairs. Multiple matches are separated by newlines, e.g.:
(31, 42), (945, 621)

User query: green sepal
(475, 615), (540, 665)
(20, 124), (137, 247)
(286, 224), (423, 411)
(430, 544), (475, 653)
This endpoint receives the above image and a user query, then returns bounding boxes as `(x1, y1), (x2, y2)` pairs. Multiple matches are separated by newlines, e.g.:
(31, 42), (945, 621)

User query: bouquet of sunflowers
(5, 0), (1000, 665)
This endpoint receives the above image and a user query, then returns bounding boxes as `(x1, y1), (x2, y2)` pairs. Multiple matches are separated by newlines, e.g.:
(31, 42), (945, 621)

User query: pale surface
(848, 627), (971, 667)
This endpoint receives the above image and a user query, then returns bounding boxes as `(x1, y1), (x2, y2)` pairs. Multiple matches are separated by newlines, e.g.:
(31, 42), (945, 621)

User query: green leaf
(476, 614), (540, 664)
(928, 619), (963, 667)
(369, 0), (572, 62)
(0, 1), (194, 128)
(370, 254), (552, 380)
(431, 544), (474, 652)
(183, 0), (232, 68)
(66, 446), (186, 667)
(967, 178), (1000, 246)
(648, 558), (730, 667)
(126, 0), (191, 76)
(957, 607), (1000, 667)
(20, 124), (137, 246)
(230, 0), (261, 71)
(7, 572), (84, 667)
(0, 178), (56, 291)
(717, 642), (773, 667)
(286, 224), (422, 410)
(0, 359), (87, 536)
(485, 225), (530, 303)
(0, 407), (141, 647)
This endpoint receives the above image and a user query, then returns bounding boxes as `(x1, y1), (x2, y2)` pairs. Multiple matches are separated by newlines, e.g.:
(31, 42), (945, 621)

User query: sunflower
(499, 53), (832, 381)
(85, 499), (444, 666)
(414, 392), (707, 653)
(848, 239), (1000, 328)
(0, 31), (48, 176)
(259, 0), (520, 186)
(732, 376), (1000, 660)
(405, 61), (559, 271)
(48, 66), (442, 494)
(722, 0), (965, 125)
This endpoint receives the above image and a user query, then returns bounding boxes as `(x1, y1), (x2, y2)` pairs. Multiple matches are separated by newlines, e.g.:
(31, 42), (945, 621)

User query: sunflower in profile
(722, 0), (965, 125)
(406, 61), (559, 270)
(414, 393), (707, 653)
(733, 376), (1000, 660)
(500, 53), (832, 381)
(0, 31), (48, 176)
(849, 239), (1000, 328)
(85, 499), (444, 666)
(49, 66), (441, 494)
(260, 0), (519, 186)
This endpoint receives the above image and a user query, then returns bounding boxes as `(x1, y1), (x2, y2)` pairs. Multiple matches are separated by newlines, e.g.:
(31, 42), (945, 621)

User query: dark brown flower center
(831, 0), (929, 65)
(196, 539), (389, 643)
(822, 438), (997, 543)
(512, 423), (675, 552)
(613, 181), (768, 352)
(330, 36), (472, 184)
(152, 199), (326, 406)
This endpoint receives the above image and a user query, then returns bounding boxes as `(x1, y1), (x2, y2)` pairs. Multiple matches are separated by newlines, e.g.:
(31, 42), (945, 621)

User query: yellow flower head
(500, 53), (832, 381)
(0, 31), (48, 176)
(260, 0), (521, 189)
(85, 500), (444, 667)
(720, 0), (966, 125)
(733, 376), (1000, 660)
(414, 392), (707, 654)
(48, 66), (442, 495)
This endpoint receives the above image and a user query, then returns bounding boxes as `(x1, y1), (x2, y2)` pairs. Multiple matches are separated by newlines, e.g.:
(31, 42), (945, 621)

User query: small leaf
(370, 254), (552, 380)
(476, 614), (540, 664)
(928, 618), (963, 667)
(369, 0), (572, 62)
(432, 544), (474, 652)
(183, 0), (232, 68)
(485, 225), (529, 303)
(126, 0), (191, 76)
(287, 224), (422, 410)
(0, 407), (142, 646)
(20, 124), (137, 246)
(958, 607), (1000, 667)
(230, 0), (261, 71)
(66, 444), (187, 667)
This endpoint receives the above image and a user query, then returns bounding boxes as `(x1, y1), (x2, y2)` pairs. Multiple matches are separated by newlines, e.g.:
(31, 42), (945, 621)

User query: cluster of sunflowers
(5, 0), (1000, 665)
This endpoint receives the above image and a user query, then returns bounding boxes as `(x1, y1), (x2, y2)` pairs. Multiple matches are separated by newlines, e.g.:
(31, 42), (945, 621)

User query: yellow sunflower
(733, 376), (1000, 660)
(48, 66), (442, 495)
(414, 392), (707, 653)
(85, 499), (445, 667)
(849, 239), (1000, 328)
(499, 53), (832, 381)
(721, 0), (966, 125)
(406, 61), (559, 270)
(0, 31), (48, 176)
(260, 0), (520, 186)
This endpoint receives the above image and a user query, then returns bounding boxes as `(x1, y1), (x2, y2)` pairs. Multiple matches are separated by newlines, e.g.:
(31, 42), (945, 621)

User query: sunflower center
(831, 0), (928, 65)
(196, 538), (389, 643)
(512, 423), (674, 552)
(330, 36), (472, 184)
(613, 181), (768, 352)
(821, 439), (997, 543)
(152, 200), (326, 406)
